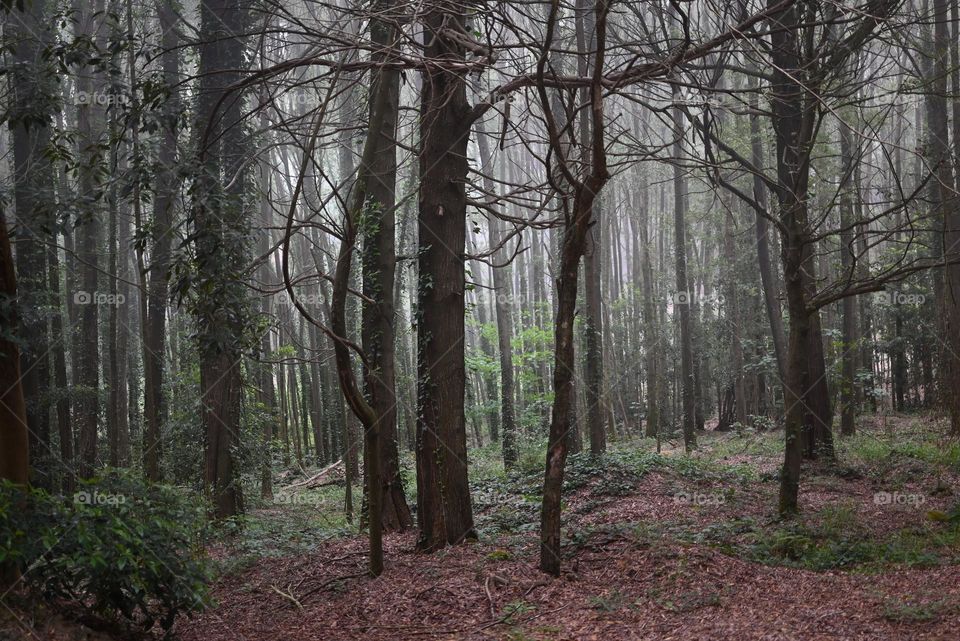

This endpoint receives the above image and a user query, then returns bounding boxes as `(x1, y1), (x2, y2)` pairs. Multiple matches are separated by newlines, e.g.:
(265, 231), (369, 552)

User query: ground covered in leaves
(170, 416), (960, 640)
(8, 417), (959, 640)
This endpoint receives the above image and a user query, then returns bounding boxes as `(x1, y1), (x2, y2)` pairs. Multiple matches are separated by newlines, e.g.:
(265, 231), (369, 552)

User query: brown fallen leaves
(177, 465), (960, 641)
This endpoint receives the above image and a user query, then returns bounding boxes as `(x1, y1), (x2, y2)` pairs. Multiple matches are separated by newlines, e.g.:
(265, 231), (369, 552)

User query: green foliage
(745, 519), (959, 570)
(588, 589), (630, 612)
(486, 548), (514, 561)
(222, 488), (354, 563)
(501, 599), (536, 623)
(0, 474), (210, 634)
(881, 598), (949, 623)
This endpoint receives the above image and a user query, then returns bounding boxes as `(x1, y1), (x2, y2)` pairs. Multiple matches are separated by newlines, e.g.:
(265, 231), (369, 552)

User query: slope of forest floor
(168, 415), (960, 640)
(11, 416), (957, 640)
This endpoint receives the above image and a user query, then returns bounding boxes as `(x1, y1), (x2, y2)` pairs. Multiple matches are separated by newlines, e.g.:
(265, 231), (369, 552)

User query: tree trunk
(749, 81), (787, 383)
(9, 0), (54, 485)
(0, 207), (30, 487)
(74, 0), (107, 479)
(415, 2), (476, 551)
(362, 5), (412, 532)
(476, 122), (518, 469)
(929, 0), (960, 434)
(839, 123), (858, 436)
(195, 0), (247, 519)
(671, 102), (696, 452)
(142, 0), (180, 482)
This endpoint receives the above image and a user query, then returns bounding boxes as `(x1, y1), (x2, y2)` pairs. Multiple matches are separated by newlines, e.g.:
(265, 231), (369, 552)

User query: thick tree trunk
(929, 0), (960, 434)
(362, 5), (412, 532)
(780, 237), (809, 514)
(201, 352), (242, 517)
(195, 0), (247, 519)
(415, 3), (476, 551)
(9, 0), (54, 484)
(0, 207), (30, 589)
(74, 0), (107, 479)
(0, 208), (30, 487)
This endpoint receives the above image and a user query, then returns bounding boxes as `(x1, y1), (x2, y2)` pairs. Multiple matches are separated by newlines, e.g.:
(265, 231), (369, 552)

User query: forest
(2, 0), (960, 637)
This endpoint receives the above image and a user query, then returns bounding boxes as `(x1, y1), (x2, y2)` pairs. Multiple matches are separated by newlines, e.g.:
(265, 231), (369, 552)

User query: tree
(361, 0), (412, 532)
(538, 0), (611, 575)
(142, 0), (181, 482)
(671, 96), (697, 452)
(73, 0), (108, 480)
(414, 0), (480, 551)
(192, 0), (249, 519)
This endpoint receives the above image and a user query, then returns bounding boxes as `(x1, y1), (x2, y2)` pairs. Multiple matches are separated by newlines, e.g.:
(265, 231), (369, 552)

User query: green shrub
(0, 473), (211, 634)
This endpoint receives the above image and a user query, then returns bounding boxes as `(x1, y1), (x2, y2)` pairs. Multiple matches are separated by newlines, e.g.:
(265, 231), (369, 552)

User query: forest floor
(171, 414), (960, 641)
(7, 416), (959, 640)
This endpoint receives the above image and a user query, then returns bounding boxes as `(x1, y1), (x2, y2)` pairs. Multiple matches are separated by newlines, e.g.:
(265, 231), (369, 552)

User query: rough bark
(415, 1), (476, 551)
(361, 3), (412, 532)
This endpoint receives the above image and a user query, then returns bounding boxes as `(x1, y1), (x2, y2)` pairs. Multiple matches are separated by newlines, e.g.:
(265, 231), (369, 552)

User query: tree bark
(839, 122), (858, 436)
(415, 1), (476, 551)
(9, 0), (54, 485)
(142, 0), (180, 482)
(74, 0), (107, 479)
(195, 0), (248, 519)
(671, 101), (696, 452)
(362, 3), (412, 532)
(476, 121), (518, 469)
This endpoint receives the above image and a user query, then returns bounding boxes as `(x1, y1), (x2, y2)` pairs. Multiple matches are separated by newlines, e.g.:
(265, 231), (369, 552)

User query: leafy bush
(0, 473), (211, 634)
